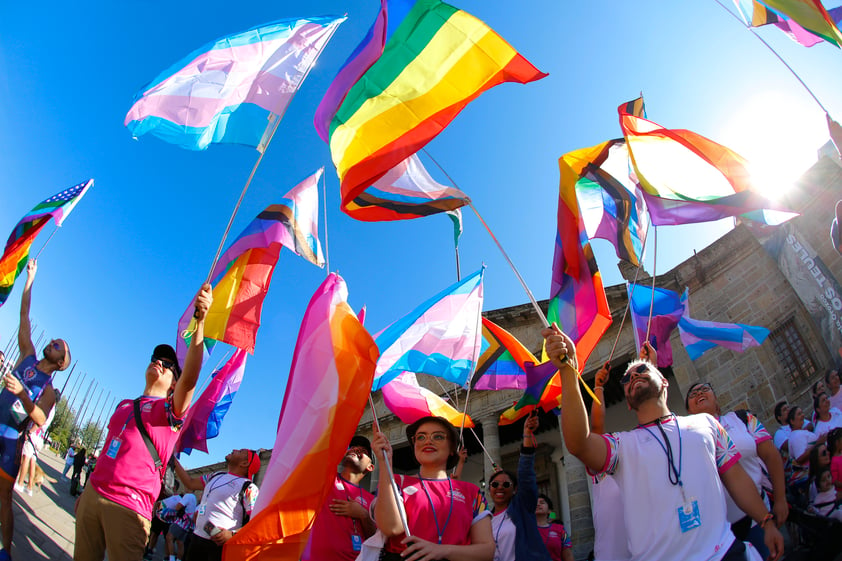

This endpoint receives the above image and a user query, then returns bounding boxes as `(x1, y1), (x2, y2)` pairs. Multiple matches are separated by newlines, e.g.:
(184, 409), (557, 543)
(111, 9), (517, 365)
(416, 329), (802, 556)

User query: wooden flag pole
(644, 228), (659, 345)
(322, 171), (331, 276)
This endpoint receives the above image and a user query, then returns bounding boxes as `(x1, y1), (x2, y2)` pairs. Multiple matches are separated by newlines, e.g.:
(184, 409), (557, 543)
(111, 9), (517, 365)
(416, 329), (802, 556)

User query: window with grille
(769, 318), (816, 388)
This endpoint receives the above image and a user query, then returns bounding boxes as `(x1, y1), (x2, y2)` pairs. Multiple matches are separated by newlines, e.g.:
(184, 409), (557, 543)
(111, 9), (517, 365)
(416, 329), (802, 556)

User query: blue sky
(1, 1), (841, 468)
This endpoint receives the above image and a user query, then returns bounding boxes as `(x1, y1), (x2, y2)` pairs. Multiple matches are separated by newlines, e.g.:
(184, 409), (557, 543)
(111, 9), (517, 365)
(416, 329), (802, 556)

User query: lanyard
(418, 476), (453, 545)
(340, 476), (363, 536)
(493, 509), (509, 551)
(640, 415), (687, 502)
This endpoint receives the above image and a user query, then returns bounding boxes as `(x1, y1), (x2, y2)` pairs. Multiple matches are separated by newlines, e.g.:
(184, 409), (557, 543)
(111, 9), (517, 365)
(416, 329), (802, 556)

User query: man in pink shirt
(303, 435), (376, 561)
(73, 284), (212, 561)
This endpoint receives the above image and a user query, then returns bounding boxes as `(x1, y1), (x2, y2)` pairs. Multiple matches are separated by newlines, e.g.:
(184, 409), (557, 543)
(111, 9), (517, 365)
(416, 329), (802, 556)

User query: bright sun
(718, 91), (830, 200)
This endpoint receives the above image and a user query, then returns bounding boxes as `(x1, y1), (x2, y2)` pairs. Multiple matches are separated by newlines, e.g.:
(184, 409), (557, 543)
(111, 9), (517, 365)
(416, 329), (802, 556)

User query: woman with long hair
(372, 416), (493, 561)
(812, 392), (842, 438)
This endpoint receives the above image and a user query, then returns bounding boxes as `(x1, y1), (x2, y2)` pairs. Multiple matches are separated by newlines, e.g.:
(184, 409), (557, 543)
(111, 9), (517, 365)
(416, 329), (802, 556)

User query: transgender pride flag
(373, 268), (484, 391)
(125, 16), (344, 151)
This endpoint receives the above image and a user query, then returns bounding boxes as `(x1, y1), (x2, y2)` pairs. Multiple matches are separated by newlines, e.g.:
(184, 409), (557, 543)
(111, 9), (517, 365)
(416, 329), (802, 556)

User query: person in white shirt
(824, 370), (842, 416)
(813, 392), (842, 438)
(542, 327), (784, 561)
(772, 401), (791, 452)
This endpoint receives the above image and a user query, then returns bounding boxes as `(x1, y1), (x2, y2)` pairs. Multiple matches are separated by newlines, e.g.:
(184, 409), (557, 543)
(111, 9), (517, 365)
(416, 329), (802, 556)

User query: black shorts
(150, 516), (170, 536)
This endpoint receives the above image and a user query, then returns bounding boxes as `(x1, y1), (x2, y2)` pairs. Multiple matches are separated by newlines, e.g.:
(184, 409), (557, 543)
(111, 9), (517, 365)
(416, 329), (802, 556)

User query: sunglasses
(688, 383), (713, 400)
(413, 432), (448, 444)
(620, 363), (649, 385)
(151, 355), (177, 372)
(490, 480), (512, 489)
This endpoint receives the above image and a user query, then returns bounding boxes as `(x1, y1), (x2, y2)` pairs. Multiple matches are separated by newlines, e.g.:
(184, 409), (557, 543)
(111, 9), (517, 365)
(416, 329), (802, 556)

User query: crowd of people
(1, 257), (842, 561)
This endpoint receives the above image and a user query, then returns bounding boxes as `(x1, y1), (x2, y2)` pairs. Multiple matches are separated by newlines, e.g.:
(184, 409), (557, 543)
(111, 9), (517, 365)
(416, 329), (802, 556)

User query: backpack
(205, 471), (253, 526)
(132, 398), (180, 499)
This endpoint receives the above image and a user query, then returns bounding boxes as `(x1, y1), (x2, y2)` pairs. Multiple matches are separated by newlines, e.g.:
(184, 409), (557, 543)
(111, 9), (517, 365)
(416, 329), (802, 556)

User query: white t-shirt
(718, 412), (772, 523)
(813, 408), (842, 438)
(788, 430), (817, 462)
(194, 472), (259, 539)
(179, 492), (198, 515)
(773, 426), (791, 450)
(830, 388), (842, 413)
(595, 413), (740, 561)
(491, 509), (516, 561)
(592, 472), (631, 561)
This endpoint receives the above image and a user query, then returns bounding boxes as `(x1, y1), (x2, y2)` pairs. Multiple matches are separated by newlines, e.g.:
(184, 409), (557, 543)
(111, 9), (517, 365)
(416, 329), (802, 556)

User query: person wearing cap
(303, 435), (376, 561)
(0, 259), (70, 560)
(371, 415), (493, 561)
(172, 448), (261, 561)
(542, 326), (785, 561)
(74, 283), (212, 561)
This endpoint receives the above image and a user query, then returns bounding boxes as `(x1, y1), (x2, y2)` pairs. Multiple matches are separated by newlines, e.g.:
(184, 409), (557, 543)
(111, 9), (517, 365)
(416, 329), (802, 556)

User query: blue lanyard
(418, 476), (453, 545)
(340, 476), (363, 536)
(640, 415), (684, 489)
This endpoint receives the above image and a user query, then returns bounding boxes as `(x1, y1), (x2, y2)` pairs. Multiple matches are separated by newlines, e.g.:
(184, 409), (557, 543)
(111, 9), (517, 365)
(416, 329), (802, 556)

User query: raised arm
(173, 458), (206, 491)
(172, 284), (212, 417)
(590, 363), (609, 434)
(16, 259), (37, 365)
(542, 325), (607, 472)
(517, 413), (539, 508)
(721, 462), (783, 560)
(371, 431), (403, 538)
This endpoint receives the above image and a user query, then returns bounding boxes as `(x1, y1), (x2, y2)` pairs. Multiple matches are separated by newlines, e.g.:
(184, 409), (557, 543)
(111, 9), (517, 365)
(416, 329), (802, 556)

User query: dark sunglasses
(151, 355), (177, 372)
(490, 480), (512, 489)
(620, 363), (649, 385)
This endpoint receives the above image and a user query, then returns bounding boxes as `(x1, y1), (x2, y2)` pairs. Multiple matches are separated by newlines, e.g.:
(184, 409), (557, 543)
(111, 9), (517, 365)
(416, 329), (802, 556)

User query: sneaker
(13, 483), (23, 493)
(25, 488), (33, 497)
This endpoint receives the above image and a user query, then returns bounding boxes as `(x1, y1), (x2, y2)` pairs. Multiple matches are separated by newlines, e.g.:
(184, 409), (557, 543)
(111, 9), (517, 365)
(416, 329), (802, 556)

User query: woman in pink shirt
(828, 428), (842, 494)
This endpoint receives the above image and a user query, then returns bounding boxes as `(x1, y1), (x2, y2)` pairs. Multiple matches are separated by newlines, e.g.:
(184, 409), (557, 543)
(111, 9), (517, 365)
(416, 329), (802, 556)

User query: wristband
(760, 513), (774, 529)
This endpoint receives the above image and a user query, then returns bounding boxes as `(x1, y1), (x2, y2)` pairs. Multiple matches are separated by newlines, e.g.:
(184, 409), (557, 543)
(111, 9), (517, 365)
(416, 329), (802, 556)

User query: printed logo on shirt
(22, 367), (36, 382)
(142, 402), (153, 413)
(448, 488), (467, 504)
(335, 480), (345, 491)
(404, 486), (419, 496)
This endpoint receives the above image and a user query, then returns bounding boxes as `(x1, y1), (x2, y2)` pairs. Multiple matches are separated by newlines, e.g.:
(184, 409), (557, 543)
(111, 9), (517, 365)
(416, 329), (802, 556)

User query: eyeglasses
(51, 341), (67, 362)
(151, 356), (177, 372)
(413, 432), (448, 444)
(490, 480), (512, 489)
(620, 364), (649, 385)
(688, 383), (713, 400)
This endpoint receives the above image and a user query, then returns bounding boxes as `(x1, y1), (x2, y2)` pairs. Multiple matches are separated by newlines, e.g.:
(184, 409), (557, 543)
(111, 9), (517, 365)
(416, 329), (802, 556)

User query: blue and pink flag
(382, 371), (474, 428)
(627, 283), (684, 369)
(178, 349), (247, 455)
(373, 268), (484, 391)
(223, 274), (378, 560)
(678, 289), (770, 360)
(126, 16), (344, 151)
(473, 317), (535, 390)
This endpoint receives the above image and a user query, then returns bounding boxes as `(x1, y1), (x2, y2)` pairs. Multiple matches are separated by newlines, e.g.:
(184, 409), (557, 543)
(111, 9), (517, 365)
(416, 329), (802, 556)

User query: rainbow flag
(327, 0), (546, 216)
(126, 16), (344, 151)
(627, 283), (685, 369)
(373, 268), (484, 391)
(749, 0), (842, 47)
(0, 180), (92, 307)
(618, 102), (797, 226)
(734, 0), (842, 46)
(223, 274), (378, 561)
(563, 139), (648, 266)
(499, 361), (559, 425)
(178, 349), (247, 455)
(678, 288), (770, 360)
(382, 371), (474, 428)
(343, 153), (469, 221)
(548, 151), (612, 370)
(177, 171), (325, 357)
(473, 317), (536, 390)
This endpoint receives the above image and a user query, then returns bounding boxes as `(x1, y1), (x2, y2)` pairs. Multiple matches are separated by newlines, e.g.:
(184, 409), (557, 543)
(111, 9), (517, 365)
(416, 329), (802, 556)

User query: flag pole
(367, 395), (412, 537)
(711, 0), (830, 114)
(609, 221), (652, 363)
(201, 24), (342, 288)
(644, 227), (659, 345)
(322, 170), (331, 275)
(33, 227), (60, 260)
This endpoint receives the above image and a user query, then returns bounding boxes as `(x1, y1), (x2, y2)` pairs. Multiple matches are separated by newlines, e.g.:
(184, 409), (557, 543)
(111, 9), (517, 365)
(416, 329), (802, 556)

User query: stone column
(480, 416), (501, 481)
(556, 422), (595, 559)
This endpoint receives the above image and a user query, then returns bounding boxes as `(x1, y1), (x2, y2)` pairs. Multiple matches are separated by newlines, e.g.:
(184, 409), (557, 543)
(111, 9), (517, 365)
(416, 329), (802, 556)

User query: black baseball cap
(152, 344), (182, 378)
(349, 435), (374, 464)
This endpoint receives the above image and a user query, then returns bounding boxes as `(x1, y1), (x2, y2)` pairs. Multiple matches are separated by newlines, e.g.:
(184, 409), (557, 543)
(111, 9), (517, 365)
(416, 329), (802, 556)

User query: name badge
(351, 534), (362, 552)
(677, 498), (701, 533)
(106, 437), (122, 459)
(10, 399), (28, 426)
(198, 504), (206, 516)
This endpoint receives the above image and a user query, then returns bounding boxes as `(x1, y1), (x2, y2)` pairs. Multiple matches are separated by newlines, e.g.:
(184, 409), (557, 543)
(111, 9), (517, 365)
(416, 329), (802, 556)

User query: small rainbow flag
(177, 171), (324, 357)
(0, 180), (92, 307)
(223, 274), (378, 560)
(327, 0), (546, 216)
(473, 318), (536, 391)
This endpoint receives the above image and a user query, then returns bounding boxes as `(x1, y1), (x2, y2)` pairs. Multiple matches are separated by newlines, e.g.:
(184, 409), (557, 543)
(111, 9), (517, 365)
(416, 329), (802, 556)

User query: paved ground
(7, 449), (170, 561)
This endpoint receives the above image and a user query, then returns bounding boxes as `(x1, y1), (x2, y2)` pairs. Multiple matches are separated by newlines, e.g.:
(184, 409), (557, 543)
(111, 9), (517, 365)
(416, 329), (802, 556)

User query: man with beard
(302, 435), (376, 561)
(542, 326), (784, 561)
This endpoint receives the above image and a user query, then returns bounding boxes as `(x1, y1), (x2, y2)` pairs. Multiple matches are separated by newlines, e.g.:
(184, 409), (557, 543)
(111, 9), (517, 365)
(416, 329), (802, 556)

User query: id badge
(198, 504), (206, 516)
(106, 437), (122, 459)
(677, 498), (701, 533)
(351, 534), (362, 552)
(10, 399), (27, 426)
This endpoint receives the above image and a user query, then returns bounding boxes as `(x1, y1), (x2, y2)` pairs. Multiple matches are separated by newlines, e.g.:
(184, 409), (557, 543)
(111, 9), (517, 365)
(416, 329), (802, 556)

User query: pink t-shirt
(304, 474), (374, 561)
(383, 475), (489, 553)
(537, 523), (571, 561)
(90, 396), (183, 519)
(831, 455), (842, 486)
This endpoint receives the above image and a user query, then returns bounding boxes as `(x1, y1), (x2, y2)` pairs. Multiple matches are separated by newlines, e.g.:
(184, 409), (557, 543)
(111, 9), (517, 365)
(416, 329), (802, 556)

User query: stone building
(187, 149), (842, 559)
